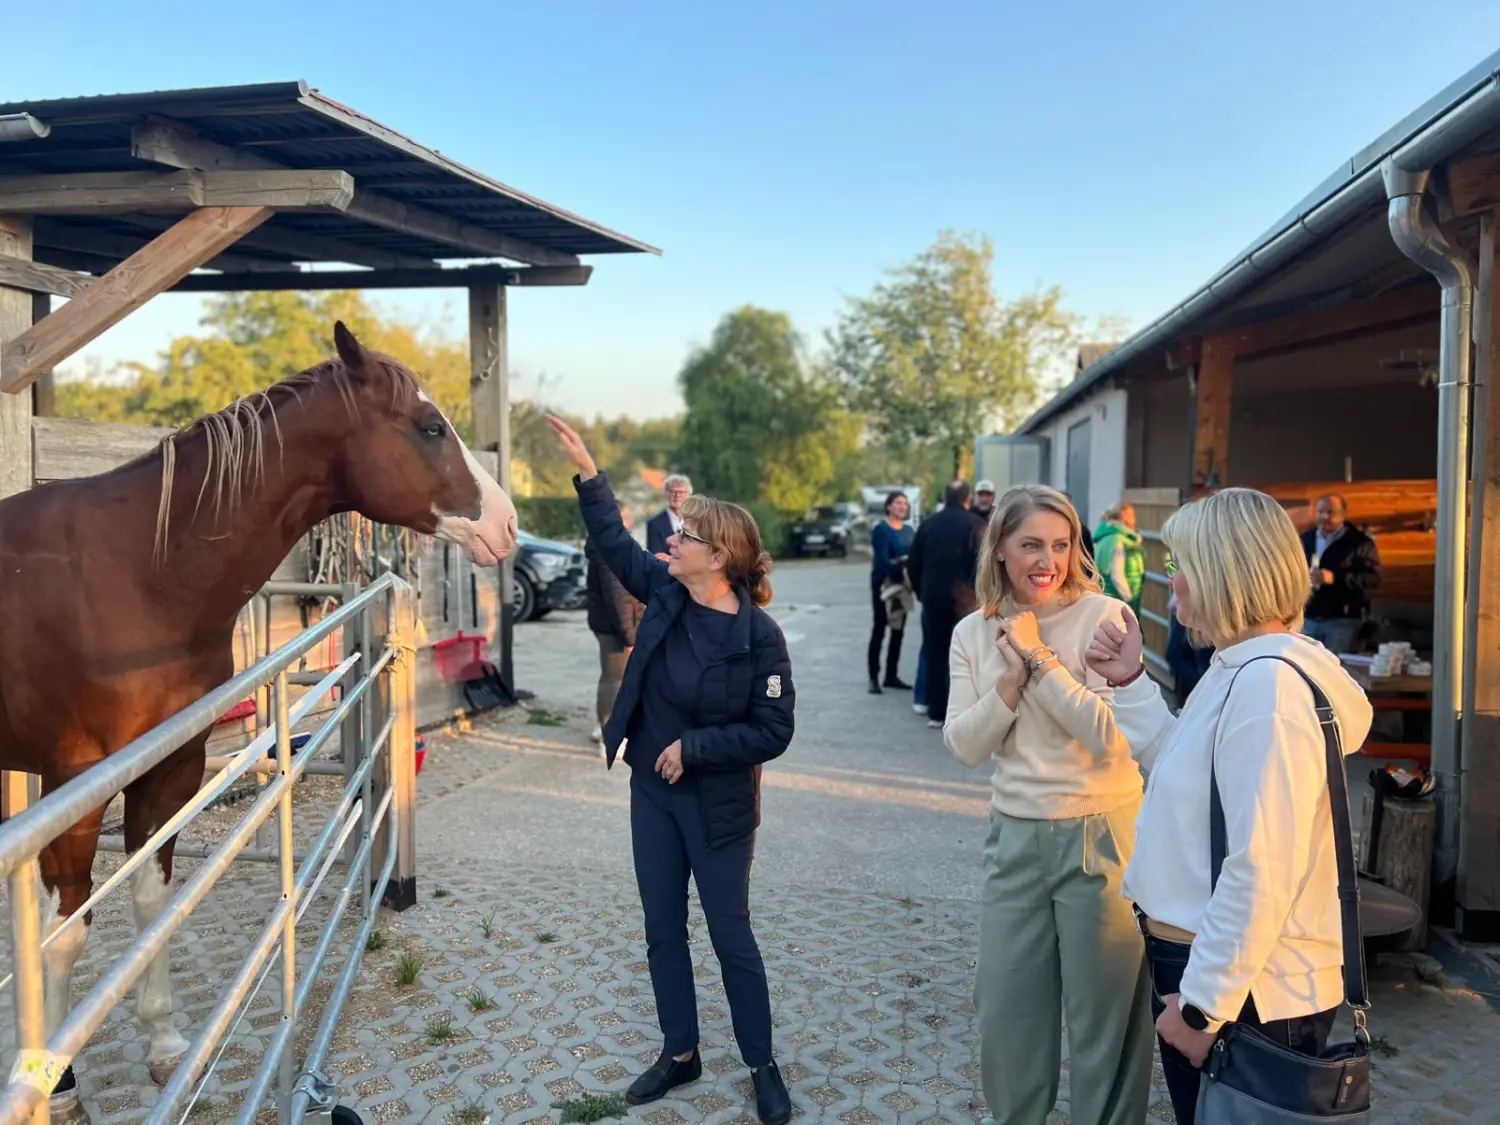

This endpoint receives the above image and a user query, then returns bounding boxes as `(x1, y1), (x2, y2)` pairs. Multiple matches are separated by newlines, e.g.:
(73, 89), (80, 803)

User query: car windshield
(814, 507), (837, 520)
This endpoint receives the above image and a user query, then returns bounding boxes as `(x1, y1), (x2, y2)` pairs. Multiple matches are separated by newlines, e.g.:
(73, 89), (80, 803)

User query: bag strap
(1208, 654), (1370, 1024)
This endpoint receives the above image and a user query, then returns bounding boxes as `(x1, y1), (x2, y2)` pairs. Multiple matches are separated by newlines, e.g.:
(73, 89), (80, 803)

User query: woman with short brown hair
(548, 416), (794, 1125)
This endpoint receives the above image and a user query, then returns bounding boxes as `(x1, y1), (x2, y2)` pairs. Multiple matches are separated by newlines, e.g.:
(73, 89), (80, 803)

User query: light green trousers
(974, 799), (1153, 1125)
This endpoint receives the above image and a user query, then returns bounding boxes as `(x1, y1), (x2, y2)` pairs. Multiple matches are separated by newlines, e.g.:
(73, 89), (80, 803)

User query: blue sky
(10, 0), (1500, 418)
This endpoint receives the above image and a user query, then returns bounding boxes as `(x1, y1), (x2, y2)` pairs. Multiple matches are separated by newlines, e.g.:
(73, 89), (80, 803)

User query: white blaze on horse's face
(420, 392), (518, 566)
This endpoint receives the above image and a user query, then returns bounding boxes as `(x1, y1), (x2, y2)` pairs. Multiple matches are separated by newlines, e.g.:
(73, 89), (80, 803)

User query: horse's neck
(151, 409), (339, 625)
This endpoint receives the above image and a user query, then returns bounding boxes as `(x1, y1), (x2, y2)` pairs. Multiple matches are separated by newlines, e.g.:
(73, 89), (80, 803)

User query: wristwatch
(1180, 998), (1223, 1033)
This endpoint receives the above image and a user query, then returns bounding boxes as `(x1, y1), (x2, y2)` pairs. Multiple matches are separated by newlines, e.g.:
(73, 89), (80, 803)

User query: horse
(0, 322), (517, 1123)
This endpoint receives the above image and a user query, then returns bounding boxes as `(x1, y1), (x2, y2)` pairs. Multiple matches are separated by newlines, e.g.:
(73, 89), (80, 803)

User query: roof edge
(1016, 49), (1500, 435)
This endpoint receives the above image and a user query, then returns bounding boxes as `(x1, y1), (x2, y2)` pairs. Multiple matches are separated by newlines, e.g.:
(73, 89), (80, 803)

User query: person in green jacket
(1094, 502), (1145, 614)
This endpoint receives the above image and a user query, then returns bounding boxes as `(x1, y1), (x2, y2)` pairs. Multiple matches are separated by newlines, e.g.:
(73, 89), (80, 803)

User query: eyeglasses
(1164, 554), (1177, 577)
(677, 529), (712, 548)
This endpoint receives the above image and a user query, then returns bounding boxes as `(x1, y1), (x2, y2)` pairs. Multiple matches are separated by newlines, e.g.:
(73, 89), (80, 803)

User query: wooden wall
(32, 416), (506, 743)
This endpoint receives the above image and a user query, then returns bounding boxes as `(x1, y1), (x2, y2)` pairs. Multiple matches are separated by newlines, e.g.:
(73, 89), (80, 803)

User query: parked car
(511, 530), (587, 622)
(786, 504), (860, 558)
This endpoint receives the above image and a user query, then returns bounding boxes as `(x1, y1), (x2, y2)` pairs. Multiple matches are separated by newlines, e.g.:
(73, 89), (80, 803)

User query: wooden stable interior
(0, 82), (656, 789)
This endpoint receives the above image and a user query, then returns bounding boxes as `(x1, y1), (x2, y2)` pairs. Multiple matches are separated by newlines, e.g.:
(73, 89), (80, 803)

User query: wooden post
(30, 294), (53, 418)
(1458, 209), (1500, 941)
(383, 583), (418, 911)
(0, 216), (33, 500)
(1192, 332), (1235, 488)
(469, 284), (514, 697)
(1366, 796), (1437, 950)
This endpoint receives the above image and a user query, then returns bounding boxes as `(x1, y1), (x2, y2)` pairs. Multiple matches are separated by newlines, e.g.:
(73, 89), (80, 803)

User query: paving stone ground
(3, 558), (1498, 1124)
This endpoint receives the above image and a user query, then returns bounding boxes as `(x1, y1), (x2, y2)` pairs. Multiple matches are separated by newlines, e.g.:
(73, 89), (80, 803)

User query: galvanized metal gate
(0, 572), (420, 1125)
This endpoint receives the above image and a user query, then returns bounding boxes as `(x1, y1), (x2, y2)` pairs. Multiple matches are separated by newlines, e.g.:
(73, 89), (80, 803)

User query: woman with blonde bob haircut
(1085, 488), (1373, 1125)
(945, 484), (1154, 1125)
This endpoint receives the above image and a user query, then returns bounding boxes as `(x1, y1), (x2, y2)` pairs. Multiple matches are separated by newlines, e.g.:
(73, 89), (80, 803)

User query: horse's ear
(333, 321), (370, 381)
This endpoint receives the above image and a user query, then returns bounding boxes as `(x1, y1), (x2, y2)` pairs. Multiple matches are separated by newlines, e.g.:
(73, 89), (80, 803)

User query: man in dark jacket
(1301, 493), (1382, 654)
(907, 480), (985, 728)
(646, 473), (694, 560)
(586, 498), (646, 748)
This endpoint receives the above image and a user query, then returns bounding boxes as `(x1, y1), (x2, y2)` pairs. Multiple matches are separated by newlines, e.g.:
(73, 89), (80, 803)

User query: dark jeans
(867, 587), (905, 681)
(921, 603), (959, 722)
(630, 775), (773, 1067)
(594, 633), (630, 726)
(1145, 936), (1338, 1125)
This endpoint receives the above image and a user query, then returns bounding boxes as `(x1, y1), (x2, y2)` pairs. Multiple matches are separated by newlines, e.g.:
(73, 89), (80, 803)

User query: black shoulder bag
(1198, 655), (1371, 1122)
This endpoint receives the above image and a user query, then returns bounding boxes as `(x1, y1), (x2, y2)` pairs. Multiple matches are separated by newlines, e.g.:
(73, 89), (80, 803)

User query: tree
(677, 306), (855, 510)
(825, 229), (1082, 480)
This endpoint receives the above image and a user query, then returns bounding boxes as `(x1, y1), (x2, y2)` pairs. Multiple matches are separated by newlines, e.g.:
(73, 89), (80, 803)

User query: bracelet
(1026, 648), (1059, 674)
(1107, 663), (1145, 688)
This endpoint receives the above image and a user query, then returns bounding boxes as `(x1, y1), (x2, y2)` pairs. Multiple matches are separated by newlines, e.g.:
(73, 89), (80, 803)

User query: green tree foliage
(677, 306), (857, 513)
(55, 291), (475, 436)
(825, 229), (1083, 480)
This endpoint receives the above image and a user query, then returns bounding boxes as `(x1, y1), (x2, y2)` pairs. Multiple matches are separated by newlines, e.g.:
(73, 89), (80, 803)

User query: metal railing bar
(0, 659), (358, 996)
(0, 667), (378, 1125)
(286, 829), (399, 1125)
(0, 575), (400, 880)
(201, 757), (347, 778)
(236, 790), (395, 1125)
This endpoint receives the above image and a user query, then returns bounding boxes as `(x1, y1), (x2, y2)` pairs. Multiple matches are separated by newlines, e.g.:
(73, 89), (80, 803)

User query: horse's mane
(152, 354), (422, 563)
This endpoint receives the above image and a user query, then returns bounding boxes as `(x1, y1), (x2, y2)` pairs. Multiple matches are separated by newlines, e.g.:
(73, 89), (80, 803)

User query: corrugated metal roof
(0, 80), (659, 270)
(1016, 49), (1500, 434)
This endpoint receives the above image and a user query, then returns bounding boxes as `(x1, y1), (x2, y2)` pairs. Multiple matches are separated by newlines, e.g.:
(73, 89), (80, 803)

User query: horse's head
(329, 321), (518, 566)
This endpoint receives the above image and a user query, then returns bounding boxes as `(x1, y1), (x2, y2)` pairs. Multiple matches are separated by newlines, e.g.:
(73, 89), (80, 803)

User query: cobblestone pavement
(5, 559), (1499, 1125)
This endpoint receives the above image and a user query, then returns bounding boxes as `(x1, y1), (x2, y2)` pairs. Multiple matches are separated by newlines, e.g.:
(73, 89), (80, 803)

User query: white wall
(1031, 386), (1128, 528)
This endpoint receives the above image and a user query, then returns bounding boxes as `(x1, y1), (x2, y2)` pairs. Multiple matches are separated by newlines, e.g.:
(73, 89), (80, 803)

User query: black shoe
(883, 676), (912, 690)
(753, 1060), (792, 1125)
(868, 677), (882, 694)
(625, 1049), (702, 1105)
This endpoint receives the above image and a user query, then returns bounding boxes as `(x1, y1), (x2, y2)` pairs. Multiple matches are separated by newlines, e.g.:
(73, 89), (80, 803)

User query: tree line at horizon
(54, 229), (1118, 526)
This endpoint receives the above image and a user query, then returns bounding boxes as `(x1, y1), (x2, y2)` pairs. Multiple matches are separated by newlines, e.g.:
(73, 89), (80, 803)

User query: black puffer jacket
(585, 535), (644, 646)
(575, 473), (795, 848)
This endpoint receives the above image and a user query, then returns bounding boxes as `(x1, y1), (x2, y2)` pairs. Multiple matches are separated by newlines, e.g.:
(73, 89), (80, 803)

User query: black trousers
(1145, 935), (1339, 1125)
(921, 603), (959, 722)
(630, 775), (773, 1067)
(867, 588), (904, 681)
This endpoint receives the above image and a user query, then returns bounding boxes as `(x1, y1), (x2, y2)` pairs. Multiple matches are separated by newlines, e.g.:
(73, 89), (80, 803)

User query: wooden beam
(469, 283), (513, 694)
(0, 216), (33, 500)
(1220, 286), (1437, 359)
(1191, 332), (1234, 488)
(34, 218), (292, 273)
(0, 253), (91, 298)
(132, 117), (578, 268)
(30, 294), (54, 419)
(31, 416), (173, 482)
(1, 206), (273, 394)
(0, 170), (354, 214)
(118, 213), (435, 272)
(1448, 152), (1500, 216)
(166, 263), (593, 293)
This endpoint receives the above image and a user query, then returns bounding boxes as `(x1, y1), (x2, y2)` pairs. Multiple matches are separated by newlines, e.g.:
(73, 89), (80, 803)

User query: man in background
(908, 480), (985, 729)
(1301, 492), (1381, 654)
(646, 473), (693, 560)
(973, 480), (997, 520)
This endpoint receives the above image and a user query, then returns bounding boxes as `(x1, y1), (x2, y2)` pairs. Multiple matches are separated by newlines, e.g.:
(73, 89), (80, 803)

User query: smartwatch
(1179, 999), (1221, 1033)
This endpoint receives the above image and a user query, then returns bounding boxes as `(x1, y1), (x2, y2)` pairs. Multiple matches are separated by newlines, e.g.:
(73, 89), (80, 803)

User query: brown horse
(0, 322), (516, 1118)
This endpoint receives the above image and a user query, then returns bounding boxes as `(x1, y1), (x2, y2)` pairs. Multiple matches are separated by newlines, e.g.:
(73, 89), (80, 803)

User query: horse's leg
(37, 798), (104, 1125)
(123, 746), (203, 1087)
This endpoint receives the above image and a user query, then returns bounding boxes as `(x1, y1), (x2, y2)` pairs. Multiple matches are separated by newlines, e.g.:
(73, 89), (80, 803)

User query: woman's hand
(656, 740), (685, 784)
(545, 414), (599, 480)
(1156, 994), (1216, 1068)
(1085, 604), (1145, 684)
(1002, 611), (1043, 660)
(994, 627), (1026, 710)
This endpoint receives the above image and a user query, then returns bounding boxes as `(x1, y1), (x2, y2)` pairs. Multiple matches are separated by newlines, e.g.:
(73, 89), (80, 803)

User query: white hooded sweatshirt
(1113, 632), (1373, 1026)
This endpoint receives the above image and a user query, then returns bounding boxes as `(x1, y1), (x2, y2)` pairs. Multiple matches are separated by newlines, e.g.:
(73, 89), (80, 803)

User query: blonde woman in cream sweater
(944, 485), (1152, 1125)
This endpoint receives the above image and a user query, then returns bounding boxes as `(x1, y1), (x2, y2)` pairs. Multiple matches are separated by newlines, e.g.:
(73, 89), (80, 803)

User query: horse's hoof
(49, 1090), (90, 1125)
(146, 1053), (185, 1088)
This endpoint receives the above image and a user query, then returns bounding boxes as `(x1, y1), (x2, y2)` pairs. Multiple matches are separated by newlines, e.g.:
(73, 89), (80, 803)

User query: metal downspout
(1382, 160), (1474, 893)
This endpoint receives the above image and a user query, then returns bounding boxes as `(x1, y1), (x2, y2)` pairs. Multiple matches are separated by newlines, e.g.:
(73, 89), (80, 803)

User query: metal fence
(0, 572), (419, 1125)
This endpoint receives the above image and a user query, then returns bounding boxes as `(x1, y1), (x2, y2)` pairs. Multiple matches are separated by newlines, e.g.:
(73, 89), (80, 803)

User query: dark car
(787, 503), (860, 558)
(511, 530), (587, 622)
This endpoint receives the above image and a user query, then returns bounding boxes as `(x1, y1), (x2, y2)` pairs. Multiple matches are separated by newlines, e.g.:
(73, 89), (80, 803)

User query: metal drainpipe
(1382, 160), (1474, 892)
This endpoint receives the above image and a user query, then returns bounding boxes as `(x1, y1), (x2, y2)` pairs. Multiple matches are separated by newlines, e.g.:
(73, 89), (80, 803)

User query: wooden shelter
(993, 52), (1500, 942)
(0, 79), (657, 721)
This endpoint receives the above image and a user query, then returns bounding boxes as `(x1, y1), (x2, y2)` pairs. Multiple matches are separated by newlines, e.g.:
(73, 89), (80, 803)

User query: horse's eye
(420, 421), (446, 439)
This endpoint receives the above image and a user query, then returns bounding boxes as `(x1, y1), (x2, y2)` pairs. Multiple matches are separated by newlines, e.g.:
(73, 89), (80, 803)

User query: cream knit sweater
(944, 592), (1143, 820)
